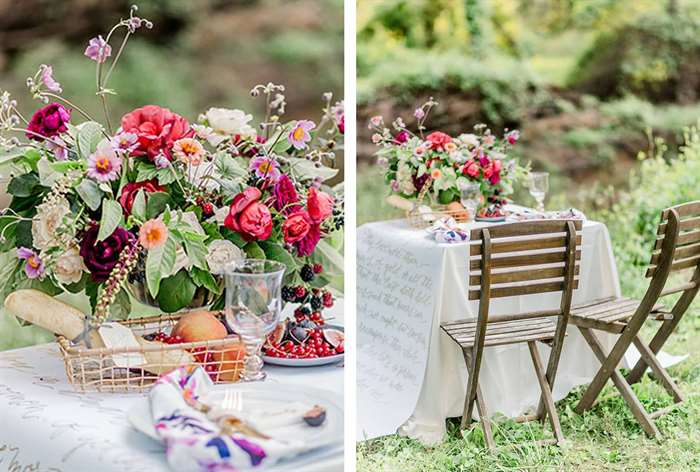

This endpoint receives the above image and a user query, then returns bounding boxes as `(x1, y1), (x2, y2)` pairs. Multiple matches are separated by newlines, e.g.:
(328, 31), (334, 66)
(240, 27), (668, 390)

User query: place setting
(0, 7), (344, 471)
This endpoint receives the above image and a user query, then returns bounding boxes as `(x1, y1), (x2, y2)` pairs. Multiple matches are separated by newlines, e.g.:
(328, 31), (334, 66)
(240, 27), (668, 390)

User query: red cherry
(201, 202), (215, 216)
(312, 264), (323, 274)
(295, 286), (307, 298)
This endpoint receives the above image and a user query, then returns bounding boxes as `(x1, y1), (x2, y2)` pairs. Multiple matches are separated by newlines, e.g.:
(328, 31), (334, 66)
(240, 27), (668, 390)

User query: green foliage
(156, 270), (196, 313)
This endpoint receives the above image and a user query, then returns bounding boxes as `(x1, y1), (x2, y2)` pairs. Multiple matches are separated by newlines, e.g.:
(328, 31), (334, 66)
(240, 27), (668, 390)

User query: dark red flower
(79, 225), (133, 282)
(296, 223), (321, 256)
(26, 103), (70, 141)
(120, 105), (193, 161)
(273, 174), (301, 214)
(394, 130), (409, 144)
(118, 180), (165, 215)
(283, 210), (312, 244)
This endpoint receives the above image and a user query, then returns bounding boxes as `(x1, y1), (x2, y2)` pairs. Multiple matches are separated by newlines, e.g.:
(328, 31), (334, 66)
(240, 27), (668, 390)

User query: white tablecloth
(357, 219), (628, 444)
(0, 308), (344, 471)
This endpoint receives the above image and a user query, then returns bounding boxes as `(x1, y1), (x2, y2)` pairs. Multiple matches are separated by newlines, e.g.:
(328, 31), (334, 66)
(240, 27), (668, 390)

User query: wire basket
(404, 177), (472, 229)
(57, 312), (245, 393)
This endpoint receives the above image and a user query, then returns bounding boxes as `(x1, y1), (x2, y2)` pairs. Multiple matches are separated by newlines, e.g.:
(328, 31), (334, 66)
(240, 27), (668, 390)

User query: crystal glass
(528, 171), (549, 212)
(459, 181), (481, 222)
(224, 259), (285, 381)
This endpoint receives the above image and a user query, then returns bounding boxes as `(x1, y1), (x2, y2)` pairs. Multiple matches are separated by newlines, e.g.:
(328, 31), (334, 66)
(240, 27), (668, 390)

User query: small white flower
(54, 245), (86, 284)
(206, 239), (245, 275)
(32, 197), (71, 250)
(459, 133), (480, 148)
(192, 124), (227, 147)
(202, 108), (256, 138)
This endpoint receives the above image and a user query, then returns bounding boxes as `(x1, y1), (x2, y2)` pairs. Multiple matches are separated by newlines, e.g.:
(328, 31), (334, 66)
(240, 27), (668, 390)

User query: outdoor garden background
(357, 0), (700, 470)
(0, 0), (343, 351)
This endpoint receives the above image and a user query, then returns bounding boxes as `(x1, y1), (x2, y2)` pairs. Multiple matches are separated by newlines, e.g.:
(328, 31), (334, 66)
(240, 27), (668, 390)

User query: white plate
(262, 353), (344, 367)
(127, 382), (343, 469)
(475, 215), (506, 222)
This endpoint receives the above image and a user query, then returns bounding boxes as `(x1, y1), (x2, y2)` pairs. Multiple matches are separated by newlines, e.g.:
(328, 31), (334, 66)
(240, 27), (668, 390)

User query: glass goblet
(528, 171), (549, 212)
(459, 181), (481, 222)
(224, 259), (286, 382)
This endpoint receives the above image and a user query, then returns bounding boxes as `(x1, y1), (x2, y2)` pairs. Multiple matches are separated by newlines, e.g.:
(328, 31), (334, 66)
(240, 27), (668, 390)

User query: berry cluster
(149, 331), (184, 344)
(266, 328), (343, 359)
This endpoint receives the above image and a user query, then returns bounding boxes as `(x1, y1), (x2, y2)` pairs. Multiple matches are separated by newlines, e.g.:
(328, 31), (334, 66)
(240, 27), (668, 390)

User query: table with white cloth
(356, 218), (661, 445)
(0, 306), (344, 471)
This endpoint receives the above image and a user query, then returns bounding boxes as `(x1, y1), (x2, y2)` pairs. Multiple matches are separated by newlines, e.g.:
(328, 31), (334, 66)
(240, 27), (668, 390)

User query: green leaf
(190, 266), (222, 295)
(184, 238), (208, 270)
(288, 157), (339, 182)
(214, 152), (248, 180)
(156, 270), (196, 313)
(310, 238), (344, 293)
(109, 288), (132, 320)
(156, 168), (176, 186)
(19, 149), (41, 173)
(15, 220), (33, 248)
(97, 199), (123, 241)
(37, 158), (60, 187)
(8, 173), (40, 198)
(221, 228), (247, 247)
(136, 162), (159, 181)
(76, 122), (104, 159)
(146, 236), (177, 298)
(131, 189), (147, 221)
(146, 192), (170, 219)
(243, 241), (265, 259)
(75, 179), (103, 211)
(259, 241), (297, 277)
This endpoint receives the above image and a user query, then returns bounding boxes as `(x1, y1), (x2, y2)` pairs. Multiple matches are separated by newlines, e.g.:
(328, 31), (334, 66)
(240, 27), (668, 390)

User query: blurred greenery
(0, 0), (343, 351)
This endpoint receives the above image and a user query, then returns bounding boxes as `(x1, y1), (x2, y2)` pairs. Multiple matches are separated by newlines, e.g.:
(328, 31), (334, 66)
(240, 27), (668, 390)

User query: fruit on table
(446, 201), (469, 221)
(171, 310), (227, 342)
(303, 405), (327, 427)
(323, 328), (344, 349)
(264, 323), (344, 359)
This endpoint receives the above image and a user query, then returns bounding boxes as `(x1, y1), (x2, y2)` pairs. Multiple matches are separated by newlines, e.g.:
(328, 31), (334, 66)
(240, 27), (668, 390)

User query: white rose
(206, 239), (244, 275)
(32, 197), (71, 250)
(459, 133), (480, 148)
(203, 108), (256, 138)
(54, 245), (86, 284)
(212, 205), (229, 226)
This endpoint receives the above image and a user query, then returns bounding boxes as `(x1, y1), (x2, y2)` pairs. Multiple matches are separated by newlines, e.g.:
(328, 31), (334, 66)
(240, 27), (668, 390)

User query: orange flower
(139, 219), (168, 250)
(173, 138), (205, 165)
(430, 168), (442, 179)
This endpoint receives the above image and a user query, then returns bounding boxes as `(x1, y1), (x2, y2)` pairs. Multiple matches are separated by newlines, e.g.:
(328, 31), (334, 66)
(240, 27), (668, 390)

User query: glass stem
(241, 331), (265, 381)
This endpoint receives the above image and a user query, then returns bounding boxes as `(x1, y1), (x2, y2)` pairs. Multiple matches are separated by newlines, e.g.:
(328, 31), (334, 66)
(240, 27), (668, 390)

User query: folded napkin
(506, 206), (586, 222)
(426, 217), (469, 243)
(151, 367), (312, 471)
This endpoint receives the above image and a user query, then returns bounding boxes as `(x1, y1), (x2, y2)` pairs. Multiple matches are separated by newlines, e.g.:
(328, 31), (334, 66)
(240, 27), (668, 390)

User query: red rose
(307, 188), (334, 224)
(394, 130), (409, 144)
(119, 180), (165, 215)
(464, 161), (480, 178)
(483, 165), (494, 179)
(283, 211), (311, 244)
(224, 187), (272, 241)
(426, 131), (452, 151)
(489, 172), (501, 185)
(26, 103), (71, 141)
(120, 105), (193, 161)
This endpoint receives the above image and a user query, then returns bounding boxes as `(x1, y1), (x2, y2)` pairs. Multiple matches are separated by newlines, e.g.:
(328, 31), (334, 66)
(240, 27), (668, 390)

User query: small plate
(263, 353), (344, 367)
(475, 215), (506, 222)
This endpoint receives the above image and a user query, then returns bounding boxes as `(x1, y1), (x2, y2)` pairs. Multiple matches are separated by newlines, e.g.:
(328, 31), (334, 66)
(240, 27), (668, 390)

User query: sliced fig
(303, 405), (327, 427)
(267, 320), (288, 345)
(290, 325), (310, 344)
(323, 328), (344, 349)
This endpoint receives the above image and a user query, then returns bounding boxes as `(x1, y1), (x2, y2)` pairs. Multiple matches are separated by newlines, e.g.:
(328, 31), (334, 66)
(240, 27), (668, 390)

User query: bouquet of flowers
(369, 98), (526, 217)
(0, 7), (344, 328)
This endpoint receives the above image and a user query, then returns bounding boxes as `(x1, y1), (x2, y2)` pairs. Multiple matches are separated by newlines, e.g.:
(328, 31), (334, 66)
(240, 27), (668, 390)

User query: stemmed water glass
(459, 181), (481, 223)
(224, 259), (286, 382)
(528, 171), (549, 213)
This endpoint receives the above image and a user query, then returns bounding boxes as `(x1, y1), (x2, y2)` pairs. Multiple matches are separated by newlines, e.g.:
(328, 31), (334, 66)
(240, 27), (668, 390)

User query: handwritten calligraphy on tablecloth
(357, 229), (443, 439)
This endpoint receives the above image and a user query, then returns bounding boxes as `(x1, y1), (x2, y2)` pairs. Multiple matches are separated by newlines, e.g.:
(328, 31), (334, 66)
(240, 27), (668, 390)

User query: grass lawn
(356, 166), (700, 471)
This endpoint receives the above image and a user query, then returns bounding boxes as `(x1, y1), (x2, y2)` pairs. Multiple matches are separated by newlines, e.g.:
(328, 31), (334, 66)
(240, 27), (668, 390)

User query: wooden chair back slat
(648, 201), (700, 280)
(469, 265), (580, 286)
(469, 250), (582, 271)
(470, 234), (582, 256)
(654, 229), (700, 250)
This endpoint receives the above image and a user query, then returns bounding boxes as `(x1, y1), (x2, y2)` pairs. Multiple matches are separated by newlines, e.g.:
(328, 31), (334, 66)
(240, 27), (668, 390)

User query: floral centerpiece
(369, 98), (526, 218)
(0, 6), (344, 332)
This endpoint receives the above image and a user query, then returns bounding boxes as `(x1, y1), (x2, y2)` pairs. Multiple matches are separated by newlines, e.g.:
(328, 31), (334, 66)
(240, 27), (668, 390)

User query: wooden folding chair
(570, 201), (700, 438)
(441, 220), (582, 449)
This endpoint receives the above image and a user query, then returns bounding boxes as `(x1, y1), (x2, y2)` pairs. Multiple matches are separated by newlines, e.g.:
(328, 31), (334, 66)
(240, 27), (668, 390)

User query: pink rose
(426, 131), (452, 151)
(493, 159), (502, 172)
(120, 105), (193, 161)
(483, 165), (494, 179)
(224, 187), (272, 241)
(306, 188), (334, 224)
(283, 211), (311, 244)
(464, 161), (480, 178)
(489, 172), (501, 185)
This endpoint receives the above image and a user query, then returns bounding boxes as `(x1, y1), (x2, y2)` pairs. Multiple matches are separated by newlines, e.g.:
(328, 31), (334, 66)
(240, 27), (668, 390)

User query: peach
(447, 201), (470, 221)
(214, 339), (247, 382)
(171, 310), (227, 342)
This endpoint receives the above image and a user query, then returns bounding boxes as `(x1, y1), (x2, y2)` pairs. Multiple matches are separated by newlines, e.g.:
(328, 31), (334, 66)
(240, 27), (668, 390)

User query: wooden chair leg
(528, 341), (564, 443)
(627, 318), (679, 386)
(536, 318), (569, 424)
(460, 349), (477, 430)
(631, 335), (684, 403)
(578, 327), (660, 438)
(463, 349), (495, 449)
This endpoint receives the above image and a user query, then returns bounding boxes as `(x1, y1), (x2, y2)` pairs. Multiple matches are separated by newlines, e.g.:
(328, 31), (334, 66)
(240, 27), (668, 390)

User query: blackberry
(281, 286), (296, 302)
(310, 296), (323, 310)
(299, 305), (312, 316)
(300, 264), (315, 282)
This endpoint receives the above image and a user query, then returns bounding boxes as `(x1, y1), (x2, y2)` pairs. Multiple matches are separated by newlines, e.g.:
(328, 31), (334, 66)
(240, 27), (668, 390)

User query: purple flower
(394, 130), (409, 144)
(154, 153), (170, 169)
(414, 107), (425, 120)
(17, 247), (44, 279)
(87, 144), (122, 182)
(506, 130), (520, 145)
(110, 131), (139, 153)
(46, 137), (68, 161)
(39, 64), (62, 93)
(287, 120), (315, 150)
(84, 35), (112, 63)
(250, 156), (280, 181)
(26, 103), (71, 141)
